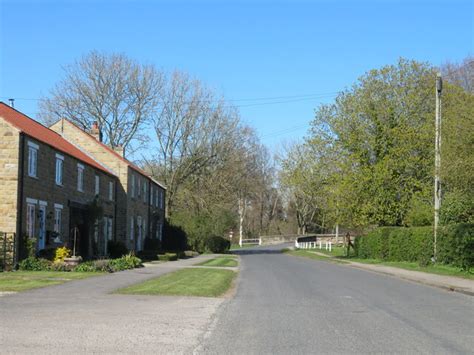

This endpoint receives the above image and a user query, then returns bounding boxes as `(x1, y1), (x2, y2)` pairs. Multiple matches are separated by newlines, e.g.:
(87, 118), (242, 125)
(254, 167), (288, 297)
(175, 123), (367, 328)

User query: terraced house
(0, 103), (165, 265)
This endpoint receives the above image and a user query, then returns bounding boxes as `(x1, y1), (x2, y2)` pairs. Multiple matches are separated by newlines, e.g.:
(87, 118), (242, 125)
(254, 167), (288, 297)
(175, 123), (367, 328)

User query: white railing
(239, 237), (262, 247)
(295, 240), (332, 251)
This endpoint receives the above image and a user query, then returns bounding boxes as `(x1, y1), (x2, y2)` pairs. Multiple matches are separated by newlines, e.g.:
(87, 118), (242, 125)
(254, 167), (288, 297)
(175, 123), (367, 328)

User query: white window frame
(54, 204), (63, 234)
(55, 153), (64, 186)
(95, 175), (100, 196)
(77, 163), (84, 192)
(109, 181), (114, 201)
(131, 174), (135, 198)
(26, 202), (36, 238)
(27, 141), (39, 178)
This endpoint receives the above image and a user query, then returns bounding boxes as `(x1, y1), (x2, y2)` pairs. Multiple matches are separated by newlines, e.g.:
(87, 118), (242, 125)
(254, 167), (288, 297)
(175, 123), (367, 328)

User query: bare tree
(145, 71), (239, 216)
(39, 51), (163, 154)
(442, 56), (474, 93)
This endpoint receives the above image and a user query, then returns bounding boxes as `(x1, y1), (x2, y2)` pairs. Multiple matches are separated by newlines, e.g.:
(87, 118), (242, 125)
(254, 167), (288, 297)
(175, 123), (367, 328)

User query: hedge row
(355, 223), (474, 270)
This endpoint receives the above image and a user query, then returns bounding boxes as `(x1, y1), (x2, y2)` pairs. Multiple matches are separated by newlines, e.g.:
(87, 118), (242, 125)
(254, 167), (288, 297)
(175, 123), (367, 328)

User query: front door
(38, 205), (46, 250)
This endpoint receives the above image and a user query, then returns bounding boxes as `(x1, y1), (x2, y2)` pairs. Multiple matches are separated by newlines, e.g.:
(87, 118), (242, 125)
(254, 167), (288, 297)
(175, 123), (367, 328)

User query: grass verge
(116, 268), (237, 297)
(197, 257), (238, 267)
(0, 271), (101, 292)
(285, 247), (474, 280)
(282, 249), (347, 263)
(230, 243), (259, 250)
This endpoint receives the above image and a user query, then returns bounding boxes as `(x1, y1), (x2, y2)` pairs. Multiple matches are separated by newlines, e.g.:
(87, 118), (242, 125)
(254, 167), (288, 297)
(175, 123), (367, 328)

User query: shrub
(54, 247), (71, 263)
(355, 224), (474, 269)
(144, 237), (161, 252)
(19, 257), (51, 271)
(204, 236), (230, 254)
(37, 248), (56, 261)
(157, 253), (178, 261)
(109, 254), (142, 271)
(49, 261), (73, 272)
(107, 241), (129, 259)
(437, 223), (474, 270)
(162, 221), (187, 251)
(73, 261), (99, 272)
(184, 250), (199, 257)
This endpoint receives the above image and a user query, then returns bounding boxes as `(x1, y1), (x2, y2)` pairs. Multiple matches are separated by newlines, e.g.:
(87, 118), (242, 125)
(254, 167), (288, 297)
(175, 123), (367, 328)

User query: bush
(19, 257), (52, 271)
(54, 247), (71, 263)
(184, 250), (199, 257)
(204, 236), (230, 254)
(107, 241), (129, 259)
(157, 253), (178, 261)
(49, 261), (74, 272)
(355, 224), (474, 269)
(437, 223), (474, 270)
(144, 237), (161, 252)
(162, 221), (187, 251)
(37, 248), (56, 261)
(109, 254), (143, 271)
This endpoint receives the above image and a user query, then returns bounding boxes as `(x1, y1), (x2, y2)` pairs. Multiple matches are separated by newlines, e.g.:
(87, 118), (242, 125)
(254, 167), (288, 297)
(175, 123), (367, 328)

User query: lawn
(0, 271), (100, 292)
(230, 243), (259, 250)
(285, 248), (474, 280)
(116, 268), (237, 297)
(283, 249), (347, 264)
(197, 257), (238, 267)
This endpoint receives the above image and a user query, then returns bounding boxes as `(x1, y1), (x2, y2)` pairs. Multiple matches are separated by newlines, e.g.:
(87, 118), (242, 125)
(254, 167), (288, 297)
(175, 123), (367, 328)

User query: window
(95, 175), (100, 196)
(159, 190), (164, 209)
(54, 204), (63, 234)
(150, 187), (153, 206)
(143, 181), (147, 203)
(103, 216), (113, 241)
(27, 141), (38, 178)
(137, 177), (141, 197)
(131, 174), (135, 198)
(77, 163), (84, 192)
(156, 221), (163, 241)
(26, 202), (36, 238)
(155, 188), (159, 207)
(143, 218), (146, 236)
(109, 181), (114, 201)
(55, 153), (64, 185)
(130, 217), (134, 240)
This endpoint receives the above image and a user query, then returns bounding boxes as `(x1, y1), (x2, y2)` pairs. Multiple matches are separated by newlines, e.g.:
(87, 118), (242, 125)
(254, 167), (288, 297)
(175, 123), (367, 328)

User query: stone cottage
(0, 102), (166, 264)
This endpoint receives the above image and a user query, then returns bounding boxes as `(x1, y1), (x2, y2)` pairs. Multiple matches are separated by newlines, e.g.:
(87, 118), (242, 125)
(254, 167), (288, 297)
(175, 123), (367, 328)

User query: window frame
(95, 175), (100, 196)
(27, 141), (39, 178)
(55, 153), (64, 186)
(77, 163), (84, 192)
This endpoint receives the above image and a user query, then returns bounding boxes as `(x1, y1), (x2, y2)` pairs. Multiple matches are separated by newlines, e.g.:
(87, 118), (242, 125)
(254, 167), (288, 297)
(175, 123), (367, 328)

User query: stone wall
(19, 134), (116, 257)
(0, 120), (19, 234)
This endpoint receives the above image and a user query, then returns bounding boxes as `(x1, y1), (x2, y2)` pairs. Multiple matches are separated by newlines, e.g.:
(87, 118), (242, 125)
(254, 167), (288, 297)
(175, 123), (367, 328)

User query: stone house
(49, 117), (166, 253)
(0, 102), (166, 263)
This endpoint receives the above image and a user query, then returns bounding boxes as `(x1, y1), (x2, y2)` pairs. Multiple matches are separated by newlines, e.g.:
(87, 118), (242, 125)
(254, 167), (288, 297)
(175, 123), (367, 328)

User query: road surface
(198, 244), (474, 354)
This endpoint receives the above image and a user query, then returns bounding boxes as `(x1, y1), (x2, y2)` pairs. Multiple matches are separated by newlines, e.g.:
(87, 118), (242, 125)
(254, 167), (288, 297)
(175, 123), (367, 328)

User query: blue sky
(1, 0), (472, 154)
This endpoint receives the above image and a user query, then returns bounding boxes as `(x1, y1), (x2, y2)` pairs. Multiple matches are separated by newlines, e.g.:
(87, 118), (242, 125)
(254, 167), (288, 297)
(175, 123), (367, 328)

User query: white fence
(295, 239), (333, 251)
(239, 238), (262, 247)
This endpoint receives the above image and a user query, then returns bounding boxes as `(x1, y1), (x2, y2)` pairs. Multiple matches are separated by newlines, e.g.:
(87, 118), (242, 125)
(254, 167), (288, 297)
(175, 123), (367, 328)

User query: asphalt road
(198, 244), (474, 354)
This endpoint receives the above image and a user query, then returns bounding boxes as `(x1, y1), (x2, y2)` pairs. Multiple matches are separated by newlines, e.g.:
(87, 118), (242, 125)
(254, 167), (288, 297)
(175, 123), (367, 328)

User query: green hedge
(355, 224), (473, 269)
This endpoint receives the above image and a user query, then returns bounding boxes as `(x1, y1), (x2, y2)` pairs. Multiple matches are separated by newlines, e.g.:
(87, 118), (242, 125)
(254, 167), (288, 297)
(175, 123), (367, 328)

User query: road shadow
(230, 243), (293, 256)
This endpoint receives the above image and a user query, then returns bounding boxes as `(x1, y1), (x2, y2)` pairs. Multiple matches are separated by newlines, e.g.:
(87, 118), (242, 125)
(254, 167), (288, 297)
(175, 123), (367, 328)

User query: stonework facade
(0, 103), (166, 264)
(49, 119), (166, 253)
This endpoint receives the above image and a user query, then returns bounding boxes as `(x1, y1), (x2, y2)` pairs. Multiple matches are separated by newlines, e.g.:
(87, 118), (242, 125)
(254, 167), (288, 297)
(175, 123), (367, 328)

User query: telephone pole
(434, 73), (442, 261)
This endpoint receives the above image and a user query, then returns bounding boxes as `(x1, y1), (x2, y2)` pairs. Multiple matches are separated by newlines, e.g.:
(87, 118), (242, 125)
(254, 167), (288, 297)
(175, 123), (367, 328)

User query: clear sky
(1, 0), (472, 154)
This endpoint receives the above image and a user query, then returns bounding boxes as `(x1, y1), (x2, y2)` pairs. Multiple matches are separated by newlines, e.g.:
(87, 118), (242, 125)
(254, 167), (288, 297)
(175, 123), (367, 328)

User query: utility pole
(434, 73), (442, 261)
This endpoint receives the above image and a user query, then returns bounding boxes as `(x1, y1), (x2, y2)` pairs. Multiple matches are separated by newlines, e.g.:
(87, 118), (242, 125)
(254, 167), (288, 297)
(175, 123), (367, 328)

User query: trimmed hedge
(355, 224), (474, 269)
(204, 236), (230, 253)
(157, 253), (178, 261)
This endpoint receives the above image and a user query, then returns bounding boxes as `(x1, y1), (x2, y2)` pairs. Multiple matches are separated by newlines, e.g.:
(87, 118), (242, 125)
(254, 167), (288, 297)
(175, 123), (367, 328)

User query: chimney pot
(90, 121), (102, 142)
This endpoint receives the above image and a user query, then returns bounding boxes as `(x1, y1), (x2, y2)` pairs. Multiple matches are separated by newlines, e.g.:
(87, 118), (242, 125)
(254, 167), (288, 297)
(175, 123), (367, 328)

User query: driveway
(0, 255), (224, 354)
(198, 244), (474, 354)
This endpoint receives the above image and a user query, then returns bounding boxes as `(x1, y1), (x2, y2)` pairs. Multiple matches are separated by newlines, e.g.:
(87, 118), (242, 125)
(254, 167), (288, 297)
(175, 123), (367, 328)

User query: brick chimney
(114, 145), (125, 157)
(90, 121), (102, 142)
